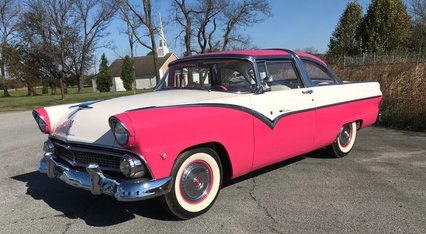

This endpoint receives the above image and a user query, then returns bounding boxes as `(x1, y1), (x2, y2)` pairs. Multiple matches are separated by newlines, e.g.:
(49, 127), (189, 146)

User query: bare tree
(73, 0), (116, 92)
(6, 44), (54, 96)
(171, 0), (271, 54)
(49, 0), (78, 99)
(119, 3), (139, 93)
(172, 0), (196, 56)
(221, 0), (271, 51)
(25, 0), (77, 99)
(122, 0), (161, 83)
(18, 6), (62, 95)
(410, 0), (426, 24)
(0, 0), (20, 97)
(409, 0), (426, 50)
(194, 0), (224, 53)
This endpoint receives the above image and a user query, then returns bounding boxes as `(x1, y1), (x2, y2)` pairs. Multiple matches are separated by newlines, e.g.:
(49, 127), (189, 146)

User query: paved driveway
(0, 111), (425, 233)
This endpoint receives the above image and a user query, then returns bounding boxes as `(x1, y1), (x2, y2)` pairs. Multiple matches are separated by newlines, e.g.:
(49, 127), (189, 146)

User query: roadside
(0, 87), (152, 112)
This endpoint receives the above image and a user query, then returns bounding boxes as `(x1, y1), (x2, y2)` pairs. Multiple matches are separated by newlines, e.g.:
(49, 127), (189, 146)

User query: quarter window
(303, 61), (337, 85)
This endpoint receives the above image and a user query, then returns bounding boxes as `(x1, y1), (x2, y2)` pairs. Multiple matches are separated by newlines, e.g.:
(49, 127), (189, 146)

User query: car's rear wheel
(328, 122), (357, 158)
(161, 148), (222, 219)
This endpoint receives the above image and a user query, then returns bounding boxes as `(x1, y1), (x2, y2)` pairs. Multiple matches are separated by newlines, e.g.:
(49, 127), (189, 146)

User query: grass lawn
(0, 87), (152, 112)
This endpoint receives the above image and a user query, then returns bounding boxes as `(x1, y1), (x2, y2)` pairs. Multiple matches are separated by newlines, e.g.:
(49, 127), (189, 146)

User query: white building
(92, 16), (177, 91)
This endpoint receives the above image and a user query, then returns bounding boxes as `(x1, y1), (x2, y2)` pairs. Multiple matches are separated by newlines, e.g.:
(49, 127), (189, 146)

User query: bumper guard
(39, 152), (172, 201)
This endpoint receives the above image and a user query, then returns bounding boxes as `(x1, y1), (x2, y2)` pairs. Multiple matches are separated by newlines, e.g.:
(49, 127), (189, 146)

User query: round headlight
(112, 120), (130, 145)
(32, 109), (50, 133)
(38, 117), (47, 132)
(120, 155), (146, 178)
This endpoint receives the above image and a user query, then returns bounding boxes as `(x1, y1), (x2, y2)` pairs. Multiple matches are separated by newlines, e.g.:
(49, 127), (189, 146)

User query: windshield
(157, 59), (256, 93)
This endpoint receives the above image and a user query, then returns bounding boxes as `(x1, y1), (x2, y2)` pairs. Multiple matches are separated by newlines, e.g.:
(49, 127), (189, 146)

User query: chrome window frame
(301, 58), (343, 85)
(155, 55), (260, 93)
(255, 59), (304, 90)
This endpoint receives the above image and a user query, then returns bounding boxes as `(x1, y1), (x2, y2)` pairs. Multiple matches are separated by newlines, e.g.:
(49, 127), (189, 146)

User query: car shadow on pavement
(11, 148), (333, 225)
(11, 172), (178, 226)
(224, 148), (332, 187)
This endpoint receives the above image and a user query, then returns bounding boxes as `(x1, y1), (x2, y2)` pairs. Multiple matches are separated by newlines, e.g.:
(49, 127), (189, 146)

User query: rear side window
(257, 61), (303, 90)
(303, 61), (337, 85)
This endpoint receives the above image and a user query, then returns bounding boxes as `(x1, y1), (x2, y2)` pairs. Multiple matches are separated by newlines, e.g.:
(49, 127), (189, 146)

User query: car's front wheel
(328, 122), (357, 158)
(161, 148), (222, 219)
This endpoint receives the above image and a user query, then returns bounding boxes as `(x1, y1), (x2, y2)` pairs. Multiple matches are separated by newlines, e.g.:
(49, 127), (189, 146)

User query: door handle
(302, 89), (313, 94)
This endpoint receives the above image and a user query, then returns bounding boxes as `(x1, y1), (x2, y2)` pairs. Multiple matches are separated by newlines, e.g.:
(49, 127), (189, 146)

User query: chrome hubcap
(339, 124), (352, 147)
(180, 162), (212, 203)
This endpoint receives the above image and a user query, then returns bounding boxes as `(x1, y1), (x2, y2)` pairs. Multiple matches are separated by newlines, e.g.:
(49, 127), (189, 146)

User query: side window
(265, 61), (303, 90)
(303, 61), (337, 85)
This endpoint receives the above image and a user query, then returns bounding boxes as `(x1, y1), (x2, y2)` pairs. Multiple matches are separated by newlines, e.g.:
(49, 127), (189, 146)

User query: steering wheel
(215, 85), (228, 91)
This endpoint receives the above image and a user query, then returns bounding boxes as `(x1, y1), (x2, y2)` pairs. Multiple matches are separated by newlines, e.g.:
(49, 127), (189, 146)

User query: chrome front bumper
(39, 153), (172, 201)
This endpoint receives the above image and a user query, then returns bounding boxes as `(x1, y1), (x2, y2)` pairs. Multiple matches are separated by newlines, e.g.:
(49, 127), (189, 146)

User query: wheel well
(355, 120), (363, 129)
(180, 142), (233, 181)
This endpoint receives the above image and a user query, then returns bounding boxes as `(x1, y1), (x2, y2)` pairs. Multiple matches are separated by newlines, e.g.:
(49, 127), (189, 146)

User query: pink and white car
(33, 49), (382, 219)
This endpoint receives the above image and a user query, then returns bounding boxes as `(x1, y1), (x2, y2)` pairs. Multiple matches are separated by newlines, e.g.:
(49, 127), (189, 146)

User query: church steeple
(157, 14), (169, 57)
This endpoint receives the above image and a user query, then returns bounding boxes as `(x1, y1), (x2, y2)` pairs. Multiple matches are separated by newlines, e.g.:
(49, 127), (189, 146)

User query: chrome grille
(73, 150), (121, 170)
(54, 144), (74, 162)
(52, 141), (123, 172)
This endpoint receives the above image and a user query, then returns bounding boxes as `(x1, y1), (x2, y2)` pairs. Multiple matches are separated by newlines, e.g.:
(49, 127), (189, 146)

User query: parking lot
(0, 111), (425, 233)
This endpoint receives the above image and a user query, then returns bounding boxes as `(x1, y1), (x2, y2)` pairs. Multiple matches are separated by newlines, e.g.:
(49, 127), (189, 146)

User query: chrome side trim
(125, 95), (382, 129)
(39, 154), (172, 201)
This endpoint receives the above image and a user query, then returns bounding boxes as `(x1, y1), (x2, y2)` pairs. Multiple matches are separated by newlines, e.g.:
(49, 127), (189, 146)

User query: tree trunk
(77, 72), (84, 92)
(77, 52), (86, 92)
(1, 40), (10, 97)
(3, 85), (9, 97)
(59, 50), (65, 100)
(151, 48), (161, 85)
(50, 81), (57, 95)
(145, 0), (160, 84)
(130, 41), (136, 94)
(185, 29), (191, 56)
(26, 81), (37, 96)
(59, 78), (65, 98)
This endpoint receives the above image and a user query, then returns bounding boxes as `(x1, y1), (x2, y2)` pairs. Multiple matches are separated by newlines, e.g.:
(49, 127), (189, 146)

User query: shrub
(96, 53), (112, 92)
(121, 55), (134, 91)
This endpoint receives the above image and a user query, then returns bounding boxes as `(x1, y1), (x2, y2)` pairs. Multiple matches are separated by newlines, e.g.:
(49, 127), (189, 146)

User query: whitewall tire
(328, 122), (357, 158)
(161, 148), (222, 219)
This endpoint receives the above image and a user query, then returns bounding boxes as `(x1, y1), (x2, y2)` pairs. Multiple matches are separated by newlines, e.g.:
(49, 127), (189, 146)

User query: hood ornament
(70, 100), (104, 110)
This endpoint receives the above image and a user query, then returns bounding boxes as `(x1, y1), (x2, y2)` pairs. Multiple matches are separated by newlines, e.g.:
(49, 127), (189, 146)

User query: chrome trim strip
(125, 95), (382, 129)
(39, 154), (172, 201)
(263, 48), (313, 87)
(69, 100), (104, 109)
(301, 57), (343, 83)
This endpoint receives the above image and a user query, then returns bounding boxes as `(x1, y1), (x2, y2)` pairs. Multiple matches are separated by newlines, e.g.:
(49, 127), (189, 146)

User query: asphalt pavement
(0, 111), (425, 233)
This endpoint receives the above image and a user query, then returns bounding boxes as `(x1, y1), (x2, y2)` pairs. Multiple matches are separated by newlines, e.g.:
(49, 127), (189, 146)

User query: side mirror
(263, 76), (273, 86)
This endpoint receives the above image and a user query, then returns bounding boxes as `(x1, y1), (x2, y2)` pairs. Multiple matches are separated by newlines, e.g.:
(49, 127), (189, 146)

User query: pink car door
(250, 60), (316, 170)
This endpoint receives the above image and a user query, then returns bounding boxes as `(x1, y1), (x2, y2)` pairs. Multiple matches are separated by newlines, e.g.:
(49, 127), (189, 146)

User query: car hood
(50, 90), (246, 146)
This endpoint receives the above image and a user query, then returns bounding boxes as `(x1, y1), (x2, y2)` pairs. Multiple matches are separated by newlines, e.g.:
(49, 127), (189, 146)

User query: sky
(98, 0), (404, 64)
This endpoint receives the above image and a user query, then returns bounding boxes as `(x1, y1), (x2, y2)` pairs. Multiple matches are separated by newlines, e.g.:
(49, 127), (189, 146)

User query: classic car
(33, 49), (382, 219)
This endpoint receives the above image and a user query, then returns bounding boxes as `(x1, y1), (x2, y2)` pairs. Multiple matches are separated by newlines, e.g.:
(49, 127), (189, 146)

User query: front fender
(124, 106), (255, 179)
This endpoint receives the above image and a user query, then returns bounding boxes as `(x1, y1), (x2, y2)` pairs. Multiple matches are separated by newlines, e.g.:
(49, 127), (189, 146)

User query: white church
(93, 17), (178, 92)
